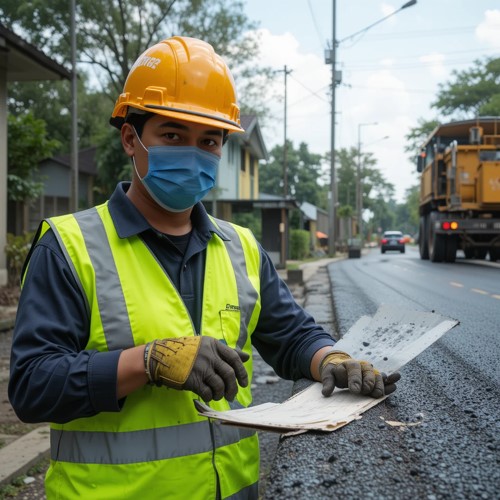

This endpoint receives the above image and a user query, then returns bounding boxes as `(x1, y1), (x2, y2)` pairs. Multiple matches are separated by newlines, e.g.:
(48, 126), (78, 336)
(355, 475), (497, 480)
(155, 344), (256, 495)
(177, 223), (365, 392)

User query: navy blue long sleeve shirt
(9, 182), (335, 423)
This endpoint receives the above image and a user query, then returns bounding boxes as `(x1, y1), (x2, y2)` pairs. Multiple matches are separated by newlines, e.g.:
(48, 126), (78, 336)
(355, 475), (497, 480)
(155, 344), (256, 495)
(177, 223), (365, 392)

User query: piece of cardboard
(195, 305), (459, 433)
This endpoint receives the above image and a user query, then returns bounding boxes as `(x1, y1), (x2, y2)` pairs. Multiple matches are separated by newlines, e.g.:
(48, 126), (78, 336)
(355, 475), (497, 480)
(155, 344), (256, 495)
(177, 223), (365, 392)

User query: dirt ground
(0, 285), (48, 499)
(0, 285), (24, 437)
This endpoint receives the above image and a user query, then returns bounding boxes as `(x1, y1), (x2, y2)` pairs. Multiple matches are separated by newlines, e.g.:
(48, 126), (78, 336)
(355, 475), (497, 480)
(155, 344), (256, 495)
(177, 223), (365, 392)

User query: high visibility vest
(32, 202), (262, 499)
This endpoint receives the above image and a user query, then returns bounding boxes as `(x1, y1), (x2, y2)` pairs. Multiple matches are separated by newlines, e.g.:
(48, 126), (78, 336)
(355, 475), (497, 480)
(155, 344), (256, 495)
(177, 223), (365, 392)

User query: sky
(241, 0), (500, 202)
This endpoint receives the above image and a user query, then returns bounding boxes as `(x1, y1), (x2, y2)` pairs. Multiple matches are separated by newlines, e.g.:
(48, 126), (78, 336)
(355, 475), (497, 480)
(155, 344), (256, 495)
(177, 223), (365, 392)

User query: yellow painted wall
(239, 151), (260, 200)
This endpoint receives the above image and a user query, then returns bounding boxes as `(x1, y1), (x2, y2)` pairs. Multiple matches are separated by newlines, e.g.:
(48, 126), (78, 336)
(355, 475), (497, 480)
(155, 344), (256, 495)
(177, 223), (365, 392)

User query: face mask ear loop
(131, 125), (148, 181)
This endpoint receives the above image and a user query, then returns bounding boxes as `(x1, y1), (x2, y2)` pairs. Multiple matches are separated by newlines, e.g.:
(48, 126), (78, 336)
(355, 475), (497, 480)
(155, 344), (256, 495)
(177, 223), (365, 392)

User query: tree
(332, 147), (394, 217)
(0, 0), (273, 112)
(433, 57), (500, 118)
(406, 57), (500, 159)
(7, 112), (60, 203)
(2, 0), (277, 194)
(259, 140), (327, 207)
(404, 118), (439, 161)
(8, 75), (112, 155)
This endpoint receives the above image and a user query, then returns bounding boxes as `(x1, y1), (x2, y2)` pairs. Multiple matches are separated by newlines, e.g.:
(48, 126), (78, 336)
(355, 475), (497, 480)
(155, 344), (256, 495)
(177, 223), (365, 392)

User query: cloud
(476, 9), (500, 49)
(419, 52), (447, 79)
(249, 27), (420, 201)
(250, 29), (331, 153)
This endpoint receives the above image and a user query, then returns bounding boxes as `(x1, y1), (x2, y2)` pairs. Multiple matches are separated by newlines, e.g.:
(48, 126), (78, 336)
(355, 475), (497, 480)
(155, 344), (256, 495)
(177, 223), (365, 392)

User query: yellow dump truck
(417, 117), (500, 262)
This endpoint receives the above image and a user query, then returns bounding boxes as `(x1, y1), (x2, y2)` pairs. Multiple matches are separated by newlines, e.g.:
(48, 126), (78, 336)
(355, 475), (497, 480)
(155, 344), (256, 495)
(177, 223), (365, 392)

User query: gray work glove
(145, 336), (249, 402)
(319, 350), (400, 398)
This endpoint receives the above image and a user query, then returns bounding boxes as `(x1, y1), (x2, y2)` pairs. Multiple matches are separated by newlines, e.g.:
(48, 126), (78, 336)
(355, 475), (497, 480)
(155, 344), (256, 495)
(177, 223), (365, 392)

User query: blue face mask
(133, 131), (220, 212)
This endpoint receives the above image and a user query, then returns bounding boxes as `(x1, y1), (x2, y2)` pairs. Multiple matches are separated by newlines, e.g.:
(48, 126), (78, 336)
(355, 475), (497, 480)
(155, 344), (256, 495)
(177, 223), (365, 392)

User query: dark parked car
(381, 230), (405, 253)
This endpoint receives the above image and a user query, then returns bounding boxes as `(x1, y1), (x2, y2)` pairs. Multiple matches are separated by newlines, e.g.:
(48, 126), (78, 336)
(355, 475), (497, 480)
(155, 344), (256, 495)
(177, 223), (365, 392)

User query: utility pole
(279, 65), (292, 268)
(327, 0), (417, 254)
(327, 1), (337, 257)
(70, 0), (78, 212)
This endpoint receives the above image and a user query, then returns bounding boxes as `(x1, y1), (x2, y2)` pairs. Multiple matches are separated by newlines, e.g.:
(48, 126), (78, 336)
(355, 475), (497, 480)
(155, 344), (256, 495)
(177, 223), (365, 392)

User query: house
(204, 115), (297, 267)
(7, 147), (98, 235)
(300, 201), (329, 250)
(0, 23), (71, 285)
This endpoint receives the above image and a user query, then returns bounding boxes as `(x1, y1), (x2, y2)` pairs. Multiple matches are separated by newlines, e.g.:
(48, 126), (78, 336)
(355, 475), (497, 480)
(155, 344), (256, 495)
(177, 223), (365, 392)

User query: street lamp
(357, 122), (378, 242)
(327, 0), (417, 256)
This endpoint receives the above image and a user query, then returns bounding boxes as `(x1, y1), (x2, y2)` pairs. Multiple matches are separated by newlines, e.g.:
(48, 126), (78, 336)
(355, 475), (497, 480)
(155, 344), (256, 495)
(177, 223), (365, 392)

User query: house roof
(41, 147), (98, 176)
(300, 201), (317, 221)
(300, 201), (328, 221)
(0, 23), (71, 81)
(231, 114), (268, 160)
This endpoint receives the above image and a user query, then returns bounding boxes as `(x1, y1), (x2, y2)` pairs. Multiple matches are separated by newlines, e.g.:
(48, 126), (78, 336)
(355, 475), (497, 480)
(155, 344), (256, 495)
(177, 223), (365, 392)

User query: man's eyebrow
(158, 121), (223, 136)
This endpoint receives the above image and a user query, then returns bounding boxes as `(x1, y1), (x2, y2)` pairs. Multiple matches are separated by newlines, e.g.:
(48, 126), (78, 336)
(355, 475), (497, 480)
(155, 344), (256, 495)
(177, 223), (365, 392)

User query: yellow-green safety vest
(33, 202), (262, 499)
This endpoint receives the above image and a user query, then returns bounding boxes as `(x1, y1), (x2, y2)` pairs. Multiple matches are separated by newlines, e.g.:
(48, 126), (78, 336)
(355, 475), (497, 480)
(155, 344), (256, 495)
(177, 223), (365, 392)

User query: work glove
(144, 336), (249, 402)
(319, 350), (400, 398)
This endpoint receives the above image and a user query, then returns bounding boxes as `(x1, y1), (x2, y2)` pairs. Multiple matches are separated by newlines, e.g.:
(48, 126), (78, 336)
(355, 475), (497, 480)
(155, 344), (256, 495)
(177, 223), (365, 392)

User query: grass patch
(0, 458), (48, 499)
(0, 422), (40, 437)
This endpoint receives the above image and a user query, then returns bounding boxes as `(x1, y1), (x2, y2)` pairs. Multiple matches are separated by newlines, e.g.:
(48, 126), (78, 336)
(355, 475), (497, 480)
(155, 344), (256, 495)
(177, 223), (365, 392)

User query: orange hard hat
(110, 36), (243, 133)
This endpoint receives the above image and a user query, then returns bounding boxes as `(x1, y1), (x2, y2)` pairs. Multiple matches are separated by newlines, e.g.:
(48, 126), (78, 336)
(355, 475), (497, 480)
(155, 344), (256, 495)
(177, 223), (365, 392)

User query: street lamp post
(327, 0), (417, 255)
(357, 122), (377, 242)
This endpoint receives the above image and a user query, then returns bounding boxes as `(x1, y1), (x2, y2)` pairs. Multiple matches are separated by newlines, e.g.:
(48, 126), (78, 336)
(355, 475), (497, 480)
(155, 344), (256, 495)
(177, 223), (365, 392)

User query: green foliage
(407, 57), (500, 163)
(94, 128), (132, 201)
(1, 0), (276, 194)
(338, 205), (353, 217)
(5, 232), (33, 286)
(231, 212), (262, 241)
(331, 147), (395, 216)
(432, 57), (500, 117)
(7, 112), (60, 202)
(0, 0), (273, 112)
(401, 185), (419, 233)
(290, 229), (310, 260)
(404, 118), (439, 161)
(260, 140), (328, 207)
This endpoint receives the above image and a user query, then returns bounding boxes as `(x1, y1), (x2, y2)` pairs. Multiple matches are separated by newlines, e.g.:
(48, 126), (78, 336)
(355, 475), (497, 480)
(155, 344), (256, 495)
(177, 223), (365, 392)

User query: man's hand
(319, 350), (400, 398)
(145, 336), (249, 402)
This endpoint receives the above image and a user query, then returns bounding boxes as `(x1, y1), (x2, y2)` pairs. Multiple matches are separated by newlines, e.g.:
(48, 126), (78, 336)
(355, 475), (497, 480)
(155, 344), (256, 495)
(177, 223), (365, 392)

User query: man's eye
(164, 133), (180, 140)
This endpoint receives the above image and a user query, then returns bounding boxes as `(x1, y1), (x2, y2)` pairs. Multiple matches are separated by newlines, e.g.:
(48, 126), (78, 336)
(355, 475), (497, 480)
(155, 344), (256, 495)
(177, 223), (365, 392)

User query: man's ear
(121, 123), (136, 157)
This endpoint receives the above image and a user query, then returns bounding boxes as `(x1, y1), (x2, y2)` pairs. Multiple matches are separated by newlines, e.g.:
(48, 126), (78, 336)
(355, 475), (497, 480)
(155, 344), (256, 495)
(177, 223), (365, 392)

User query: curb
(0, 426), (50, 486)
(0, 317), (15, 332)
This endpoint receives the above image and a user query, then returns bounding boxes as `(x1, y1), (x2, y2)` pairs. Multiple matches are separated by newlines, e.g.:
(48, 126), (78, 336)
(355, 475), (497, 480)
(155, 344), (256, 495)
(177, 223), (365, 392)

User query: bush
(5, 233), (33, 286)
(290, 229), (310, 260)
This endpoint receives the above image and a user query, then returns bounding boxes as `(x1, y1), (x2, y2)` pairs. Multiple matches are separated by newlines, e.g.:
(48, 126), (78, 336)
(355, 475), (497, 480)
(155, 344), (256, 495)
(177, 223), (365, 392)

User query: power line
(348, 84), (435, 95)
(345, 25), (499, 42)
(342, 53), (499, 72)
(307, 0), (326, 52)
(344, 47), (498, 68)
(289, 74), (330, 103)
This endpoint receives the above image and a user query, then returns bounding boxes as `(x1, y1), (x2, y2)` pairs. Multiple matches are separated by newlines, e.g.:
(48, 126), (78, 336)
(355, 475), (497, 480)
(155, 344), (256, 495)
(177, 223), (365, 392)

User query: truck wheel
(464, 247), (474, 259)
(445, 237), (457, 263)
(489, 248), (500, 262)
(419, 216), (429, 260)
(475, 248), (487, 260)
(428, 214), (445, 262)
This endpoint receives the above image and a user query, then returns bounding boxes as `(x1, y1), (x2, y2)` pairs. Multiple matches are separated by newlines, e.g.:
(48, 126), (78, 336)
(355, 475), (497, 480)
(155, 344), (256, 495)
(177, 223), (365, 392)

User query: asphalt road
(265, 246), (500, 499)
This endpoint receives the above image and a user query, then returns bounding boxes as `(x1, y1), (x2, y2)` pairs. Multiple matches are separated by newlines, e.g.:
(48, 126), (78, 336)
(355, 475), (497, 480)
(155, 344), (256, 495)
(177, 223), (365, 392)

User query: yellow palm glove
(319, 350), (400, 398)
(145, 336), (249, 402)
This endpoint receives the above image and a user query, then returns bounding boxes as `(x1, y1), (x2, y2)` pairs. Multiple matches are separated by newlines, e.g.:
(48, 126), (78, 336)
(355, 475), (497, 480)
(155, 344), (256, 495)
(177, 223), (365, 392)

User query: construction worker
(9, 36), (400, 499)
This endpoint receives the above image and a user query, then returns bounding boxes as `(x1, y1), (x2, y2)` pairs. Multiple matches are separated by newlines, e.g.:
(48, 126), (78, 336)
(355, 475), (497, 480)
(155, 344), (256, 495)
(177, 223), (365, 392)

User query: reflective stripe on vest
(51, 422), (255, 464)
(213, 219), (259, 350)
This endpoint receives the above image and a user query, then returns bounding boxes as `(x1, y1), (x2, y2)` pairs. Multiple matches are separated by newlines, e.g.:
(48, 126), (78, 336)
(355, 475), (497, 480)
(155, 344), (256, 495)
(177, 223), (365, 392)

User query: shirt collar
(108, 182), (229, 241)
